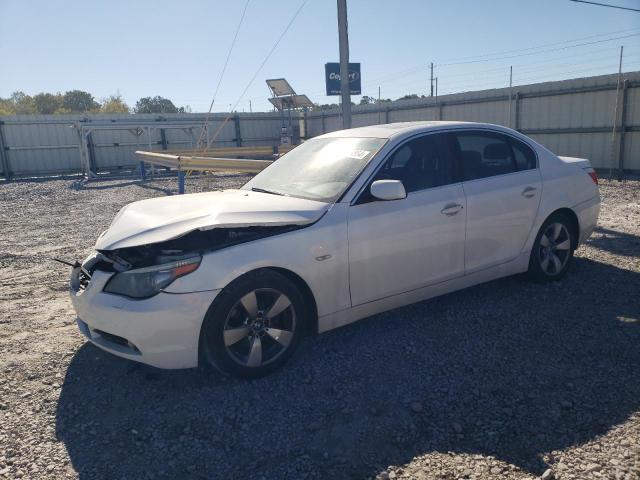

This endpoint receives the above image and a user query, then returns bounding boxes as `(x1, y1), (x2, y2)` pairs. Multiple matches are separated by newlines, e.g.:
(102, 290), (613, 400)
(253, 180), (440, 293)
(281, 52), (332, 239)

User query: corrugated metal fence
(306, 71), (640, 174)
(0, 71), (638, 179)
(0, 112), (285, 178)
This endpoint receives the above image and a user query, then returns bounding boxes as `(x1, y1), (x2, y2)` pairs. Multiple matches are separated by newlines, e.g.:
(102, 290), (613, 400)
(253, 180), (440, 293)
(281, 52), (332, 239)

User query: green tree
(100, 94), (130, 113)
(63, 90), (100, 112)
(0, 97), (15, 115)
(134, 96), (180, 114)
(33, 92), (62, 114)
(396, 94), (426, 101)
(311, 101), (355, 111)
(9, 91), (37, 114)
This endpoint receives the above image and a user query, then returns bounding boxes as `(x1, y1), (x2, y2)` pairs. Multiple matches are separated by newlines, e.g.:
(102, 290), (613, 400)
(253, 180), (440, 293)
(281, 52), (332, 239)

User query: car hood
(95, 189), (329, 250)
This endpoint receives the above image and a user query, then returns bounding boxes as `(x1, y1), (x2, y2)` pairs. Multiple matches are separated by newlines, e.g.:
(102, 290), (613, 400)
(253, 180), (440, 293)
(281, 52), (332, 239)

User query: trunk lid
(558, 155), (593, 169)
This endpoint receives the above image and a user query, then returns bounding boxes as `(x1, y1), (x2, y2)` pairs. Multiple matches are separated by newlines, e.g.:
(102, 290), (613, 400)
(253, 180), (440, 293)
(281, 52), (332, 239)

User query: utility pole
(508, 65), (513, 128)
(337, 0), (351, 129)
(430, 62), (434, 97)
(435, 77), (438, 98)
(378, 85), (381, 124)
(610, 45), (624, 180)
(249, 100), (252, 113)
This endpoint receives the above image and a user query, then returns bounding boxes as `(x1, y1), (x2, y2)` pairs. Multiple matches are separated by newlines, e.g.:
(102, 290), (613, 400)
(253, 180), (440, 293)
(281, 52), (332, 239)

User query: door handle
(441, 203), (464, 216)
(522, 186), (537, 198)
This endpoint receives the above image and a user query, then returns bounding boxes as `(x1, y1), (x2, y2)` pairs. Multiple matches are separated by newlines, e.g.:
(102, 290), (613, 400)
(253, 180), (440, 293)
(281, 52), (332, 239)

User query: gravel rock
(541, 468), (554, 479)
(0, 174), (639, 479)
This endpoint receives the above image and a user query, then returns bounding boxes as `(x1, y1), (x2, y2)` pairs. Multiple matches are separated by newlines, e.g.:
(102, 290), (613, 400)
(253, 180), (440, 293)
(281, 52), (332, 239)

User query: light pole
(337, 0), (351, 129)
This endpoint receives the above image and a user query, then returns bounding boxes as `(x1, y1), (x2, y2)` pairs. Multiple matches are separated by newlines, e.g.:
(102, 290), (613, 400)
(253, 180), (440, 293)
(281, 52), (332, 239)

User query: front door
(348, 133), (466, 306)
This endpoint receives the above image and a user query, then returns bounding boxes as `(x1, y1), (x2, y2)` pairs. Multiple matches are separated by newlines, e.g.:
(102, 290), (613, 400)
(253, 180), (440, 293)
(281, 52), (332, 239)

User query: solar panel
(266, 78), (296, 97)
(268, 94), (314, 111)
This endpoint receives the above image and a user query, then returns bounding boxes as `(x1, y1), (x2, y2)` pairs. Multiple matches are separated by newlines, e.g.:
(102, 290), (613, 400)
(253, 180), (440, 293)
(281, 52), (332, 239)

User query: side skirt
(317, 252), (530, 333)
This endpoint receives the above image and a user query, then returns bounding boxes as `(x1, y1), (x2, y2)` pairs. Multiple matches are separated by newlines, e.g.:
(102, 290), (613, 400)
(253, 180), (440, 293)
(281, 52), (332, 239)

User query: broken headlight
(103, 256), (201, 299)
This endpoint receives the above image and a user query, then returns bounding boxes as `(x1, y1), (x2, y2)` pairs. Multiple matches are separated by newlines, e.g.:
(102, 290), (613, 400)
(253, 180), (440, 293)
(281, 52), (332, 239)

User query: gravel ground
(0, 173), (638, 480)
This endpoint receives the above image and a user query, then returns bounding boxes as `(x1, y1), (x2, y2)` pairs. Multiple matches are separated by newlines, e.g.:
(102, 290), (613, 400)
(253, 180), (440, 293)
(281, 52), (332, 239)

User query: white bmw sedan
(70, 121), (600, 377)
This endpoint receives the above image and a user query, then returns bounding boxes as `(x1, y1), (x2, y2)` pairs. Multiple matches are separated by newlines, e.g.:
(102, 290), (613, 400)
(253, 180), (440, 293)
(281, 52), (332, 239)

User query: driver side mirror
(370, 179), (407, 201)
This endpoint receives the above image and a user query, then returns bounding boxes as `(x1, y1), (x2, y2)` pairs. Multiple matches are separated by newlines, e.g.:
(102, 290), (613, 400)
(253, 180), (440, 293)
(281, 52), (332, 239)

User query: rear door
(348, 132), (466, 306)
(451, 130), (542, 273)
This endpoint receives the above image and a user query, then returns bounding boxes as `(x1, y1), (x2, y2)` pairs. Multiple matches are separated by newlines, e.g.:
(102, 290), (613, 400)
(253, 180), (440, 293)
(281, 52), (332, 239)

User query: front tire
(527, 213), (575, 282)
(200, 270), (306, 378)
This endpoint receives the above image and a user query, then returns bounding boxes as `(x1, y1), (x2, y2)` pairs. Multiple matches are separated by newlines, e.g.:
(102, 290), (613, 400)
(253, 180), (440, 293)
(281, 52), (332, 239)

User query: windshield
(242, 137), (387, 202)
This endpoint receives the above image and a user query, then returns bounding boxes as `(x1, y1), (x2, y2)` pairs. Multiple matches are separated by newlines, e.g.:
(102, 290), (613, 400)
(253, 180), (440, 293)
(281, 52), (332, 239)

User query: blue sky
(1, 0), (639, 112)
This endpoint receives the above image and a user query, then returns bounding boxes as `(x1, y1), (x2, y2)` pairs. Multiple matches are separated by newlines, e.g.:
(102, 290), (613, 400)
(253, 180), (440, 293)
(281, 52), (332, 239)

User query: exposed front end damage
(67, 188), (329, 368)
(68, 223), (312, 368)
(99, 224), (304, 271)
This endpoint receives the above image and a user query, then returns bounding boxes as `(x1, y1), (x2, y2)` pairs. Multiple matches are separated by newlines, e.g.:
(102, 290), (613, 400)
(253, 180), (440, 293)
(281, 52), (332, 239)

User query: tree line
(312, 94), (429, 111)
(0, 89), (429, 115)
(0, 90), (190, 115)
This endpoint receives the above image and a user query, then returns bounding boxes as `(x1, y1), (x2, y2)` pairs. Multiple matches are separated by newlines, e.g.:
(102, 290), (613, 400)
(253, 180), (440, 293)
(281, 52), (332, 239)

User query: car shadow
(587, 226), (640, 257)
(56, 257), (640, 479)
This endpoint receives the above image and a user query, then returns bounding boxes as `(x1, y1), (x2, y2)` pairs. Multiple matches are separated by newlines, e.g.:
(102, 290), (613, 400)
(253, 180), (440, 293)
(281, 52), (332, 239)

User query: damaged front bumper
(70, 264), (219, 369)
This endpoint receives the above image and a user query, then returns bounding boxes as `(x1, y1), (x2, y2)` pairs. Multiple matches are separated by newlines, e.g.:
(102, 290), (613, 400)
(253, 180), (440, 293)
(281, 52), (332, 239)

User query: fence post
(514, 92), (521, 132)
(303, 109), (308, 140)
(321, 112), (326, 134)
(178, 170), (185, 194)
(617, 79), (628, 181)
(234, 114), (242, 147)
(77, 128), (91, 177)
(177, 156), (185, 194)
(87, 131), (97, 175)
(0, 120), (11, 180)
(160, 129), (168, 150)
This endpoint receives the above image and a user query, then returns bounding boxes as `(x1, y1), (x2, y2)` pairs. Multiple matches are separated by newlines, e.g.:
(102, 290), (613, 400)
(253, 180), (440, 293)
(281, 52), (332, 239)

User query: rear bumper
(70, 270), (220, 369)
(574, 195), (600, 245)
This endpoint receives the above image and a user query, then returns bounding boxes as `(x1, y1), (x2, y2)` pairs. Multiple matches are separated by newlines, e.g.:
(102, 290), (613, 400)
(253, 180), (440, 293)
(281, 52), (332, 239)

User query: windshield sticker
(348, 150), (370, 160)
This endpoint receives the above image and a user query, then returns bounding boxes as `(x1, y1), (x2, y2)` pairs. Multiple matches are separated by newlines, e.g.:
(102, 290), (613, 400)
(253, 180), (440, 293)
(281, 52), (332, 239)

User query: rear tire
(199, 270), (306, 378)
(527, 213), (575, 282)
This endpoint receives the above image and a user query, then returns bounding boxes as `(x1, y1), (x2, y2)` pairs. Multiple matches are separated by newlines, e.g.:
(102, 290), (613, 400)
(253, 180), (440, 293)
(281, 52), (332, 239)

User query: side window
(455, 131), (517, 181)
(372, 133), (455, 194)
(510, 137), (537, 171)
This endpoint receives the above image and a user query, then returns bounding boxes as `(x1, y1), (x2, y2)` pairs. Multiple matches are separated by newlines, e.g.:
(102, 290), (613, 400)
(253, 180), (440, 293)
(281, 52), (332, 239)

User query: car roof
(318, 121), (513, 140)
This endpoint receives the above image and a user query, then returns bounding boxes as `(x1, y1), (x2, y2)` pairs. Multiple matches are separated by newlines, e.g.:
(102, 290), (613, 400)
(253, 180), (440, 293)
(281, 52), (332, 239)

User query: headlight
(103, 256), (201, 299)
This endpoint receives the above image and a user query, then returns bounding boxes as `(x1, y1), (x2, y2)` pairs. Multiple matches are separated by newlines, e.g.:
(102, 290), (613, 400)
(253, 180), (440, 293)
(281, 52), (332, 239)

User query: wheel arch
(197, 266), (319, 369)
(546, 207), (580, 250)
(202, 266), (318, 336)
(265, 267), (319, 335)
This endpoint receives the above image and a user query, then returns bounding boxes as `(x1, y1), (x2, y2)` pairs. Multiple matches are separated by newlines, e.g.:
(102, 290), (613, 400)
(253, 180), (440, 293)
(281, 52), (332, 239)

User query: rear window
(453, 131), (537, 181)
(510, 137), (537, 171)
(455, 132), (517, 181)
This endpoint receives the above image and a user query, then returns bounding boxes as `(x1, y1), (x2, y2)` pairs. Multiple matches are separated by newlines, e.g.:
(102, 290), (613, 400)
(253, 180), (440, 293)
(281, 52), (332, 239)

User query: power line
(437, 27), (640, 63)
(356, 28), (640, 89)
(203, 0), (309, 151)
(570, 0), (640, 12)
(359, 51), (640, 98)
(353, 45), (634, 96)
(438, 62), (640, 95)
(197, 0), (251, 148)
(438, 53), (640, 87)
(437, 32), (640, 66)
(308, 28), (640, 101)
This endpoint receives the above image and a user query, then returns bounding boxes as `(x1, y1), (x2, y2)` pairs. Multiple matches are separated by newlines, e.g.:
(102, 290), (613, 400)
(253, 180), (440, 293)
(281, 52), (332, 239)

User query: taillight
(586, 168), (598, 185)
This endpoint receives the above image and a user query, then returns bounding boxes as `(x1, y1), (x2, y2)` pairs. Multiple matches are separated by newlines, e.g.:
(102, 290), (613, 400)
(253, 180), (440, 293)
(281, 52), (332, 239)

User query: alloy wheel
(538, 222), (571, 275)
(223, 288), (296, 368)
